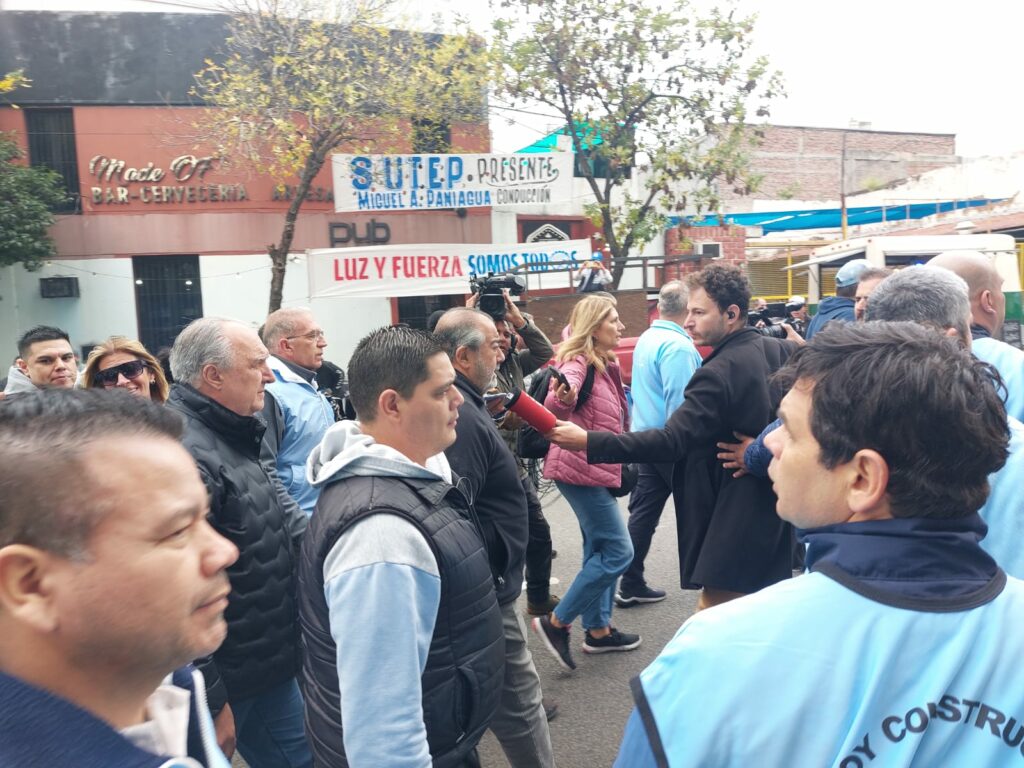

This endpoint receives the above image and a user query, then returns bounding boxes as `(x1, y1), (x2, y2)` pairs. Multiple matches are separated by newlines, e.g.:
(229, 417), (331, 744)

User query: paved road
(478, 477), (697, 767)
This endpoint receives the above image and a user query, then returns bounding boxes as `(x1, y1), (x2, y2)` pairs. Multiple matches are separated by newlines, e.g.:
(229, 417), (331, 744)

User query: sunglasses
(95, 359), (149, 387)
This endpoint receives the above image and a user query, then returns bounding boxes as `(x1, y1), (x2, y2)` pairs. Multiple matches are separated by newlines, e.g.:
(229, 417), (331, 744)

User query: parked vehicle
(785, 234), (1021, 330)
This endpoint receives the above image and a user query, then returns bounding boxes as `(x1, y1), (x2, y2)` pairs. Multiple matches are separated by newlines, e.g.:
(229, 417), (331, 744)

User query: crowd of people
(1, 250), (1023, 767)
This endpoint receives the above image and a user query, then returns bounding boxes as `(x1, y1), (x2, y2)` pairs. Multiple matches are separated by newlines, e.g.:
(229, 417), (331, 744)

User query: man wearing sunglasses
(261, 309), (335, 516)
(4, 325), (77, 398)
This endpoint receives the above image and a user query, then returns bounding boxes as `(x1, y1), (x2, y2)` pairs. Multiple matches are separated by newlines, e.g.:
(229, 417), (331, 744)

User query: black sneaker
(531, 615), (576, 671)
(582, 627), (642, 654)
(615, 584), (667, 607)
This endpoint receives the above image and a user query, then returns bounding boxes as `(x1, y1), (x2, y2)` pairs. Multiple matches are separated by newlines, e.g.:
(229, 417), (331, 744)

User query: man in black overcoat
(549, 264), (798, 609)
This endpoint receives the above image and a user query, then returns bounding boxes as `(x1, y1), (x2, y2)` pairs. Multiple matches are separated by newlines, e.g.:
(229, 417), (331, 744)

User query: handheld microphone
(506, 389), (558, 433)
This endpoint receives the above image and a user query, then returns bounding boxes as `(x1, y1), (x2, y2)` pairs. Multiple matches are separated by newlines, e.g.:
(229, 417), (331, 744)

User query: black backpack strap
(574, 364), (597, 412)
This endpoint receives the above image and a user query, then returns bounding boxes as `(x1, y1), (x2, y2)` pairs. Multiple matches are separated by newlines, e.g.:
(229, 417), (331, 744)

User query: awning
(669, 198), (1006, 233)
(516, 122), (606, 154)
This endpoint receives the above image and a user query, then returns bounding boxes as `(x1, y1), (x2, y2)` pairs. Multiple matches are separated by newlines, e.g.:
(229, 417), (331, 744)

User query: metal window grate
(25, 109), (80, 214)
(132, 255), (204, 354)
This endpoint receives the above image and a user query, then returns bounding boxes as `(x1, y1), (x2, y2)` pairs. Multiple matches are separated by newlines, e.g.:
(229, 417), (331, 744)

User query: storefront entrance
(132, 255), (204, 354)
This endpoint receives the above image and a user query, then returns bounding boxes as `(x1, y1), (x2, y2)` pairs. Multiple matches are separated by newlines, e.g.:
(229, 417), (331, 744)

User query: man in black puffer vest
(298, 326), (504, 767)
(167, 317), (311, 768)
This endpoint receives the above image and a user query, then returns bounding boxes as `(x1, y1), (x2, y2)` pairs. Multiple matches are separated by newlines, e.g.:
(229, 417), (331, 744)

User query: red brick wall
(525, 289), (650, 341)
(721, 125), (957, 207)
(664, 224), (747, 280)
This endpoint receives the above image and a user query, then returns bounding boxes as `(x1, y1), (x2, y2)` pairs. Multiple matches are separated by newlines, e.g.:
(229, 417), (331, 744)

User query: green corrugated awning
(516, 122), (605, 154)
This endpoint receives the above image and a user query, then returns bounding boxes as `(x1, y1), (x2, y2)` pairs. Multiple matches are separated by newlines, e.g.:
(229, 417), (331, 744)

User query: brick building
(0, 11), (490, 359)
(720, 124), (958, 210)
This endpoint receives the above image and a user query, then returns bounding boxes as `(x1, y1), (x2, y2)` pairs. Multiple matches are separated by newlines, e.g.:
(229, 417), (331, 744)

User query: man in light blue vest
(617, 280), (701, 606)
(867, 265), (1024, 578)
(262, 308), (335, 516)
(930, 250), (1024, 422)
(617, 321), (1024, 767)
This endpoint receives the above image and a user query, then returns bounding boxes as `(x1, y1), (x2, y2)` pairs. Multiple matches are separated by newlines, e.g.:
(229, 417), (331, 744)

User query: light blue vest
(979, 416), (1024, 579)
(266, 357), (334, 515)
(973, 336), (1024, 423)
(624, 572), (1024, 767)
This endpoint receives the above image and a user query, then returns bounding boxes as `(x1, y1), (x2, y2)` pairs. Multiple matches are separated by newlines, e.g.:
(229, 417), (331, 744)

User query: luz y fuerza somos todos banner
(331, 153), (575, 212)
(307, 240), (593, 299)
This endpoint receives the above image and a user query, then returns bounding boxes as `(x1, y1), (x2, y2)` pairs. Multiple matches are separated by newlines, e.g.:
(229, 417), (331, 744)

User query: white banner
(331, 153), (574, 213)
(308, 239), (591, 298)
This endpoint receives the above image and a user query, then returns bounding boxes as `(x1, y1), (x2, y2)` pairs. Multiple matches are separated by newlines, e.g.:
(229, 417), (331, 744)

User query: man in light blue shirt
(261, 308), (335, 516)
(617, 281), (702, 606)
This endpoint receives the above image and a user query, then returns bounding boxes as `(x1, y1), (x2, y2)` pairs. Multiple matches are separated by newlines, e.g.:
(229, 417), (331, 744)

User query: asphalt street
(478, 477), (698, 768)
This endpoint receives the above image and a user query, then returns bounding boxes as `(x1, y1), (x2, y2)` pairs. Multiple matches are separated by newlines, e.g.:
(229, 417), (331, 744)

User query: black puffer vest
(167, 384), (300, 705)
(298, 474), (505, 768)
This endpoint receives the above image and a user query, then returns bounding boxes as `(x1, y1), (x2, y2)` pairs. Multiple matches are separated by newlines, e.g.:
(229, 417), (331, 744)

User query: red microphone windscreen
(507, 390), (557, 433)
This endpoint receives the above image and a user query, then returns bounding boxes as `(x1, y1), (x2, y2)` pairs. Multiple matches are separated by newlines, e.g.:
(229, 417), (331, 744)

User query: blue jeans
(232, 678), (312, 768)
(553, 482), (634, 631)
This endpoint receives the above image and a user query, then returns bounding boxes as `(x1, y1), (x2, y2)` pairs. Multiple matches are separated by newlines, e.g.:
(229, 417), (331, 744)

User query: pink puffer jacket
(543, 355), (629, 488)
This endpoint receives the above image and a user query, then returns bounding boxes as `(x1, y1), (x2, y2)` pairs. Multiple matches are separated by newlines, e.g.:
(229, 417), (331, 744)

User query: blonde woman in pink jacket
(531, 295), (641, 672)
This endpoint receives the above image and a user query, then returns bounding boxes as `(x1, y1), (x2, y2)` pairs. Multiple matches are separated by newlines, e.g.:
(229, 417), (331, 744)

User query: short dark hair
(348, 326), (446, 421)
(774, 321), (1009, 520)
(835, 283), (858, 298)
(426, 310), (447, 333)
(0, 389), (184, 558)
(687, 263), (751, 318)
(17, 325), (71, 358)
(858, 267), (893, 283)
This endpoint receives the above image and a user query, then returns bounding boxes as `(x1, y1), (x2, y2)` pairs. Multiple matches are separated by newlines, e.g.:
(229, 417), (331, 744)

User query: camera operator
(748, 303), (804, 344)
(785, 296), (809, 338)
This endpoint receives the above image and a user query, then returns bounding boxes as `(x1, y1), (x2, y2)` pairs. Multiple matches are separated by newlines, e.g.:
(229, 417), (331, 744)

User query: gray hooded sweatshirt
(303, 420), (457, 768)
(3, 365), (37, 397)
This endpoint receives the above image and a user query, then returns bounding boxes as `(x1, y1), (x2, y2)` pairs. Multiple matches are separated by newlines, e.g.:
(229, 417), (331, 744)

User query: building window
(133, 255), (204, 354)
(396, 294), (461, 330)
(25, 109), (80, 214)
(412, 119), (451, 154)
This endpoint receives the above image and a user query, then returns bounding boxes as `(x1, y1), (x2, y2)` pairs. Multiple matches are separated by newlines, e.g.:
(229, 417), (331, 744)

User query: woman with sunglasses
(82, 337), (169, 403)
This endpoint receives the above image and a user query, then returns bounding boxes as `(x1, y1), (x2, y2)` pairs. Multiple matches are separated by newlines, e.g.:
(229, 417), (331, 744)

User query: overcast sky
(11, 0), (1022, 158)
(433, 0), (1024, 158)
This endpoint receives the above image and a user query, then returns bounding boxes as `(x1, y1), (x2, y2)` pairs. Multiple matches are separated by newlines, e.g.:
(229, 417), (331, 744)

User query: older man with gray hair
(866, 265), (972, 343)
(867, 265), (1024, 580)
(435, 307), (555, 768)
(261, 308), (334, 516)
(167, 317), (312, 768)
(618, 280), (702, 606)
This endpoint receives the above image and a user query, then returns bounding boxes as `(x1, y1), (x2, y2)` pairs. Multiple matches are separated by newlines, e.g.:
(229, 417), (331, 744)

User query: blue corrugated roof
(670, 199), (1005, 232)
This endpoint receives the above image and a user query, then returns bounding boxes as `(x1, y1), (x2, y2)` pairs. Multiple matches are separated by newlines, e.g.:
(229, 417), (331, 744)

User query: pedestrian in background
(618, 280), (701, 607)
(82, 336), (169, 402)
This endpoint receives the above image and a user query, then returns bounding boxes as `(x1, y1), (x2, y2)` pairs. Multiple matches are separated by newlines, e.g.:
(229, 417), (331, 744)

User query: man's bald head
(929, 251), (1005, 336)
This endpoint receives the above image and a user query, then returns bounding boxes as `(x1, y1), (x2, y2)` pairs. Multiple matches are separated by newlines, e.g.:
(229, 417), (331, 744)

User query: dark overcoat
(588, 328), (795, 593)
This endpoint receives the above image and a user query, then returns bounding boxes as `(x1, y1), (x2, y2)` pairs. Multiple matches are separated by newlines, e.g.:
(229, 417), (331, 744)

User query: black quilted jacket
(167, 384), (301, 712)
